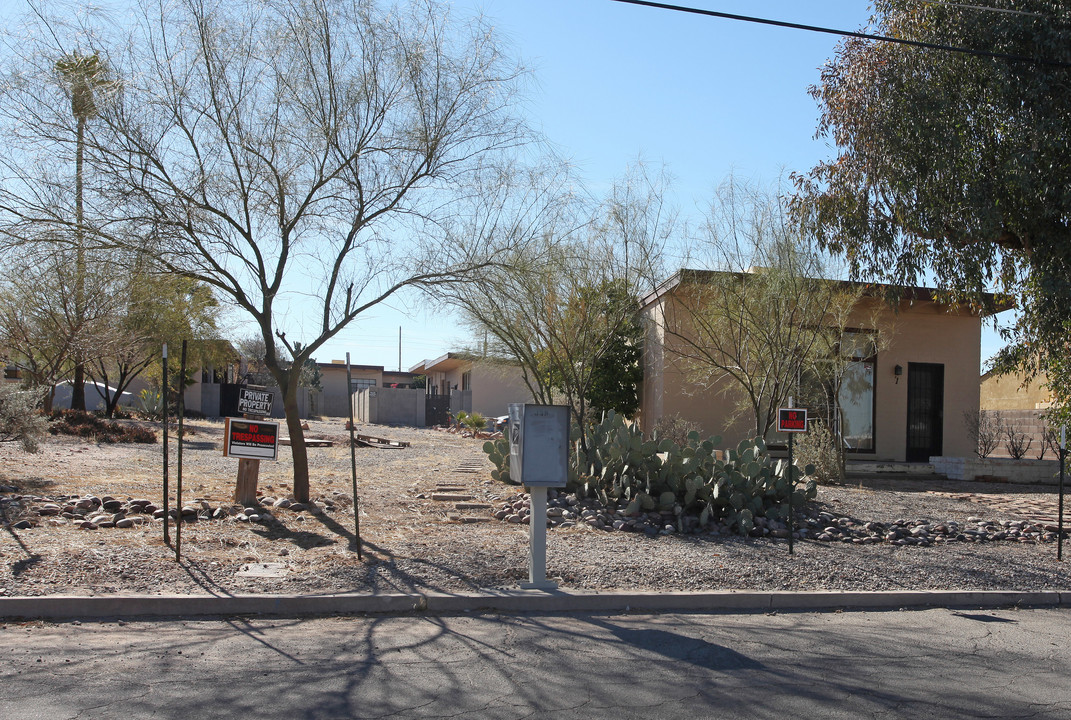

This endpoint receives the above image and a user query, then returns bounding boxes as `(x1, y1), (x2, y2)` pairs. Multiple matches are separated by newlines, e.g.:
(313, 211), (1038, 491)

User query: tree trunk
(71, 363), (86, 411)
(283, 377), (310, 503)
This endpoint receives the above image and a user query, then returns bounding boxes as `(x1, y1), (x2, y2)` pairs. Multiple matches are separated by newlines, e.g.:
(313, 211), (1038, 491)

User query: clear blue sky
(2, 0), (1007, 371)
(319, 0), (1006, 372)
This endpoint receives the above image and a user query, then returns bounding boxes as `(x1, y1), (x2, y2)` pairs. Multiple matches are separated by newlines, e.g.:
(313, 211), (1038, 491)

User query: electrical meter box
(508, 404), (569, 488)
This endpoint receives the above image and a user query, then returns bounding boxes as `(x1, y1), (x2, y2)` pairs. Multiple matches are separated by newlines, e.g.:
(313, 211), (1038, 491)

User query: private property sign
(223, 418), (280, 460)
(777, 408), (808, 433)
(237, 387), (273, 416)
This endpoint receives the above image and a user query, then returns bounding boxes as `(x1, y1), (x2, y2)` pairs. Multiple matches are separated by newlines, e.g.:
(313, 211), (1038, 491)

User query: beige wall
(319, 364), (382, 417)
(869, 297), (980, 460)
(980, 370), (1051, 411)
(642, 292), (982, 462)
(470, 362), (534, 418)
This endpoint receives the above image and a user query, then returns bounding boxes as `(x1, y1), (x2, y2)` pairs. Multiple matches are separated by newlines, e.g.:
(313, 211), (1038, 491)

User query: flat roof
(640, 268), (1013, 317)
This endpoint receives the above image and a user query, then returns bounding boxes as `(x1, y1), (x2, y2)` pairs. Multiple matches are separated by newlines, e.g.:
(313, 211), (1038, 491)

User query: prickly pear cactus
(482, 427), (518, 485)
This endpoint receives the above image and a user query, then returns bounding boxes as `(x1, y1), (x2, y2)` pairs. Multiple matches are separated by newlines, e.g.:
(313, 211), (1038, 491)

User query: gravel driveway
(2, 419), (1070, 596)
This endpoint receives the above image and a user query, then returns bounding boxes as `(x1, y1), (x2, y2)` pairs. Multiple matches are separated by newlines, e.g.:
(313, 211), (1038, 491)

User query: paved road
(2, 607), (1069, 719)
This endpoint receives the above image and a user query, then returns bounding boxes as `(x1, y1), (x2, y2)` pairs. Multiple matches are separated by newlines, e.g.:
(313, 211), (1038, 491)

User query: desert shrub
(484, 410), (816, 535)
(0, 384), (48, 452)
(651, 413), (702, 449)
(963, 409), (1002, 459)
(137, 389), (164, 420)
(792, 419), (844, 483)
(463, 411), (487, 435)
(1040, 416), (1066, 460)
(1003, 420), (1032, 460)
(49, 411), (157, 444)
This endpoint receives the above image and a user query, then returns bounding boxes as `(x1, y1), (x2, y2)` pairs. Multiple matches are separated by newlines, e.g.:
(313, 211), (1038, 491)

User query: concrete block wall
(931, 455), (1062, 485)
(984, 409), (1056, 459)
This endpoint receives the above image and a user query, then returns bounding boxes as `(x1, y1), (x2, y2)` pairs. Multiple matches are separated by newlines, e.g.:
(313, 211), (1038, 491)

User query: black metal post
(788, 432), (794, 555)
(346, 353), (362, 559)
(1059, 426), (1066, 561)
(162, 344), (169, 546)
(176, 340), (186, 562)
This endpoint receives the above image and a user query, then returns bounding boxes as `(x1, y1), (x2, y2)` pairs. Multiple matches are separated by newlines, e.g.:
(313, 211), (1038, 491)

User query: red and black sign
(777, 408), (808, 433)
(224, 418), (280, 460)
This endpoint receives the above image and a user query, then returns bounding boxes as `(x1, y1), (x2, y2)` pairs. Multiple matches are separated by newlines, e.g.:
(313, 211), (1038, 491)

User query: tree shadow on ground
(842, 475), (1057, 496)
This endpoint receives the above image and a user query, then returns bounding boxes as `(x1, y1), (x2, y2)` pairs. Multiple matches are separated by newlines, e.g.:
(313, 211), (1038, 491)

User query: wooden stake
(235, 458), (261, 506)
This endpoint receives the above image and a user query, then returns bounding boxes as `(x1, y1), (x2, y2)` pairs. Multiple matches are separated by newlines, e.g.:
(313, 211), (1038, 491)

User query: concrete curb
(1, 589), (1068, 619)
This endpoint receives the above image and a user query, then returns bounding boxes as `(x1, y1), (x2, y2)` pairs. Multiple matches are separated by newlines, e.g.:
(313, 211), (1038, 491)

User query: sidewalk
(2, 589), (1069, 619)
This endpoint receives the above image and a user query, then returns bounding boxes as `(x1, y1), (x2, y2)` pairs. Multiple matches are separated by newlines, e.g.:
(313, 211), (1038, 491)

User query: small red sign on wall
(777, 408), (808, 433)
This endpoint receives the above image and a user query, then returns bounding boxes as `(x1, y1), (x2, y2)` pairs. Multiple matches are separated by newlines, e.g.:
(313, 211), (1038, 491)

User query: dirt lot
(2, 418), (1071, 596)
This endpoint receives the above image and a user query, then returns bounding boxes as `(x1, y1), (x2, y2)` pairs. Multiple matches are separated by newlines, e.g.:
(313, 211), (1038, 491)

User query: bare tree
(0, 0), (533, 501)
(963, 409), (1002, 459)
(659, 178), (866, 441)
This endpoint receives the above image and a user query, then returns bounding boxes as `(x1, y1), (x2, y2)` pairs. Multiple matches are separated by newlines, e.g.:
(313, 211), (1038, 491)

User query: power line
(608, 0), (1071, 68)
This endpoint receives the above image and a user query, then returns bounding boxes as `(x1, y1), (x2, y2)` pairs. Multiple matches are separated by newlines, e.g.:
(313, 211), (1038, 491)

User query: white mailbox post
(508, 403), (569, 589)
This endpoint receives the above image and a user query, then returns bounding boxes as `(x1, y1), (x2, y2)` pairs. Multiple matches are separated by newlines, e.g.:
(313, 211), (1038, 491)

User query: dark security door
(906, 363), (944, 462)
(425, 393), (450, 427)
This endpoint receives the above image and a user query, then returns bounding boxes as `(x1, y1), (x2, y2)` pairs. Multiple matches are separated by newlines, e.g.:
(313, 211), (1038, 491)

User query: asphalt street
(1, 607), (1069, 719)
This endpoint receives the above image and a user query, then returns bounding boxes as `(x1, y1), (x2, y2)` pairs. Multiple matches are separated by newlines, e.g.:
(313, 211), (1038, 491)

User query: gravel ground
(2, 418), (1070, 596)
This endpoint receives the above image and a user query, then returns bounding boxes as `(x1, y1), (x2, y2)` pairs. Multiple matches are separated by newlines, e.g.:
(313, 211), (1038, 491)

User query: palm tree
(54, 51), (112, 411)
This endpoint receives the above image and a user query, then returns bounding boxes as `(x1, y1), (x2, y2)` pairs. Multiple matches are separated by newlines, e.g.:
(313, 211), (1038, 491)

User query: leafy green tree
(87, 269), (223, 417)
(587, 323), (643, 419)
(792, 0), (1071, 422)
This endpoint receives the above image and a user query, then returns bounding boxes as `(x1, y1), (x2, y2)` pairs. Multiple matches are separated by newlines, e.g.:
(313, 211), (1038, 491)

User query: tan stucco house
(640, 270), (1005, 463)
(409, 352), (534, 420)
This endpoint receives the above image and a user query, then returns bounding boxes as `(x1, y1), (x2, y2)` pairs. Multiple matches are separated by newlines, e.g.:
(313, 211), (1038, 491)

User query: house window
(781, 330), (876, 452)
(836, 331), (876, 451)
(350, 378), (376, 392)
(461, 371), (471, 391)
(839, 359), (875, 451)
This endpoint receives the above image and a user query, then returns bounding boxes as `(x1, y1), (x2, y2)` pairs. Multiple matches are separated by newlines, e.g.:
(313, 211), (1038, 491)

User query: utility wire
(608, 0), (1071, 68)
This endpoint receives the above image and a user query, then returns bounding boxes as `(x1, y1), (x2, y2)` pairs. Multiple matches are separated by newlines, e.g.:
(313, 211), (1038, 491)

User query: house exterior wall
(319, 364), (382, 417)
(980, 370), (1052, 411)
(470, 363), (533, 418)
(641, 290), (982, 462)
(414, 353), (536, 419)
(868, 297), (980, 461)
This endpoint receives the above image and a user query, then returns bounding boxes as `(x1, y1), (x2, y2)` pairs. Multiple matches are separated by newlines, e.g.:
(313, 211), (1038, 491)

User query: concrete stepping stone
(432, 493), (474, 502)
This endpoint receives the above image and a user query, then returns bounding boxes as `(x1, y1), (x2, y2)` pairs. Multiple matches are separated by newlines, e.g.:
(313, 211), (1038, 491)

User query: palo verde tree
(792, 0), (1071, 425)
(450, 163), (672, 449)
(0, 242), (117, 413)
(0, 0), (532, 502)
(88, 266), (224, 418)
